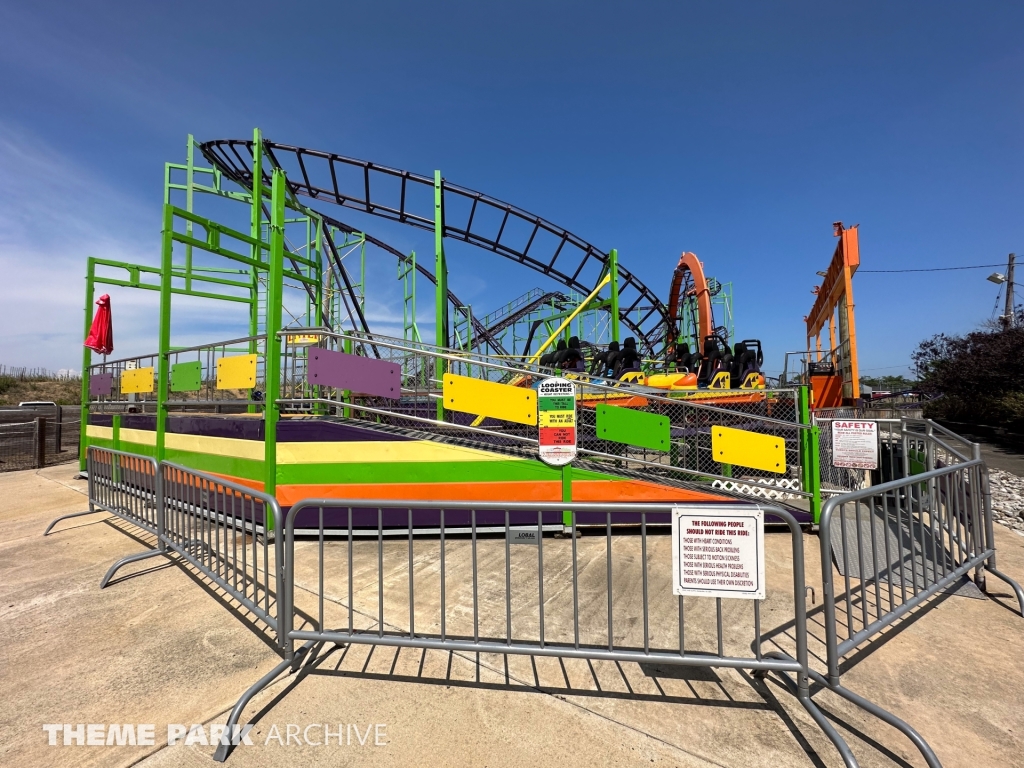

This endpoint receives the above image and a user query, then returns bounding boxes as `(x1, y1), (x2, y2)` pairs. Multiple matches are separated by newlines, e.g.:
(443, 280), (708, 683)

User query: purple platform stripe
(308, 349), (401, 400)
(89, 373), (113, 397)
(276, 419), (411, 443)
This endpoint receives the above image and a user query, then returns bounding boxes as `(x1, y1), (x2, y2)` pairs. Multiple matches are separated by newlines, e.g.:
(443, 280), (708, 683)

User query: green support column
(263, 168), (287, 502)
(434, 170), (448, 420)
(609, 248), (620, 343)
(79, 259), (96, 470)
(248, 128), (264, 415)
(798, 386), (822, 524)
(155, 205), (175, 462)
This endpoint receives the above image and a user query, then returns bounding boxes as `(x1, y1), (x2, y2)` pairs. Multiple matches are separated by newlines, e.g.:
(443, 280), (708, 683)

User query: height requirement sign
(537, 378), (577, 466)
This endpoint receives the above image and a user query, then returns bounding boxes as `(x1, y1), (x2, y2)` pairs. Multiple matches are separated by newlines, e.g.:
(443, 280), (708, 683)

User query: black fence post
(34, 416), (46, 469)
(55, 407), (63, 454)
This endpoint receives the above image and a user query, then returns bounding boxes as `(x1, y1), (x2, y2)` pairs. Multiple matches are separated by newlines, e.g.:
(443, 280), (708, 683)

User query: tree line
(911, 309), (1024, 432)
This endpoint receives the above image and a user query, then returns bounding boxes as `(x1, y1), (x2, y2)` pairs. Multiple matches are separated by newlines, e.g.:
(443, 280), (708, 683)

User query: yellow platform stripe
(216, 354), (258, 390)
(119, 428), (156, 446)
(710, 425), (786, 473)
(277, 440), (522, 465)
(85, 425), (113, 440)
(443, 373), (537, 426)
(121, 367), (155, 394)
(164, 432), (266, 461)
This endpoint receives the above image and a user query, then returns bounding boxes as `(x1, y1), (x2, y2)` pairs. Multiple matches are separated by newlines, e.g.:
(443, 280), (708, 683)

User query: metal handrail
(285, 328), (808, 429)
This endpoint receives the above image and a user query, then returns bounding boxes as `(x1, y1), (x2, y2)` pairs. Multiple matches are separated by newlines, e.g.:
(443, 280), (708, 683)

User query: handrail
(289, 329), (809, 429)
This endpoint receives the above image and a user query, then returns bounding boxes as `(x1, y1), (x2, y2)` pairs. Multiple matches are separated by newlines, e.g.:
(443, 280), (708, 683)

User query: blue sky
(1, 1), (1021, 376)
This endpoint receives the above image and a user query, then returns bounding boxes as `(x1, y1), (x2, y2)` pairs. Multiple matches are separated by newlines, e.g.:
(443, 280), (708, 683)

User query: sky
(1, 0), (1022, 377)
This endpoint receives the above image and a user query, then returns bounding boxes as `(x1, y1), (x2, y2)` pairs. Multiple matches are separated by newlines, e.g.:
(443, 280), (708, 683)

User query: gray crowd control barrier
(43, 445), (1024, 766)
(819, 447), (1024, 686)
(44, 446), (285, 648)
(216, 498), (923, 766)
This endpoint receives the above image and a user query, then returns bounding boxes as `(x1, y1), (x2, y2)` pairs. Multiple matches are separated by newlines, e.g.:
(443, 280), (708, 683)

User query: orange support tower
(804, 222), (860, 407)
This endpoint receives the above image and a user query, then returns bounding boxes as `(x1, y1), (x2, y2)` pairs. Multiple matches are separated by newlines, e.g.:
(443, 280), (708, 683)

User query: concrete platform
(2, 462), (1023, 767)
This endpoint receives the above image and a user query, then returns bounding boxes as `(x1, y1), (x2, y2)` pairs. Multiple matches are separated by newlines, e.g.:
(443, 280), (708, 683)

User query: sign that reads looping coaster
(537, 377), (577, 466)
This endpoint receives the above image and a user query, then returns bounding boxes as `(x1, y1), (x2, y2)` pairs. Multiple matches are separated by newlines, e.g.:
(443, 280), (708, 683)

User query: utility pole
(1004, 253), (1016, 328)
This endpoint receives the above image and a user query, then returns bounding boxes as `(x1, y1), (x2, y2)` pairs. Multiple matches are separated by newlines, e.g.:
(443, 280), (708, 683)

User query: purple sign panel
(89, 372), (114, 397)
(308, 349), (400, 400)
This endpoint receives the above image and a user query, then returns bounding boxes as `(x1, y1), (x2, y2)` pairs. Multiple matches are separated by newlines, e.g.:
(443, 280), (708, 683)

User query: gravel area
(990, 468), (1024, 535)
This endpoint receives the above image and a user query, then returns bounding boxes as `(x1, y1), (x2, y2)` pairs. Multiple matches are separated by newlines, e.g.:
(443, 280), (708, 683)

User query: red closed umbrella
(84, 294), (114, 355)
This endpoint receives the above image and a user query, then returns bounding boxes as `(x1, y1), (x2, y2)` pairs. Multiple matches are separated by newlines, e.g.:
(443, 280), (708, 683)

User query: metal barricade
(817, 446), (1024, 767)
(48, 446), (1019, 766)
(216, 499), (869, 765)
(44, 445), (160, 537)
(160, 462), (285, 649)
(43, 448), (285, 649)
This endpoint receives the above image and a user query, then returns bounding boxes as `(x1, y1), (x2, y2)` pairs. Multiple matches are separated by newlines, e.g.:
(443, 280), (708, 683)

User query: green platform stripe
(170, 360), (203, 392)
(162, 448), (264, 482)
(116, 440), (157, 458)
(596, 404), (671, 452)
(84, 437), (114, 452)
(539, 396), (575, 411)
(85, 437), (621, 487)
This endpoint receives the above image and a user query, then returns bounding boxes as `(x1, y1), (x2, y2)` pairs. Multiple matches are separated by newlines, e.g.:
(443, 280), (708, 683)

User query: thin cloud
(0, 123), (245, 368)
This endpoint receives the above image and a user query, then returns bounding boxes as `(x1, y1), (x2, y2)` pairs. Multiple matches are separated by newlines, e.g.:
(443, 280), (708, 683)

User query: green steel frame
(75, 128), (694, 515)
(80, 131), (329, 507)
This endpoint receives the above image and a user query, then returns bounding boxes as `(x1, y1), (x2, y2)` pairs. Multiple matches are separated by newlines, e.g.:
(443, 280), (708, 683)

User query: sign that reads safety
(831, 420), (878, 470)
(537, 377), (577, 466)
(672, 506), (765, 600)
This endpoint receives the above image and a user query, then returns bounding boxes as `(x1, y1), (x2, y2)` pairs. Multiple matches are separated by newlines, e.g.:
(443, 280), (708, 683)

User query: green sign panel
(539, 396), (575, 412)
(170, 361), (202, 393)
(596, 404), (670, 452)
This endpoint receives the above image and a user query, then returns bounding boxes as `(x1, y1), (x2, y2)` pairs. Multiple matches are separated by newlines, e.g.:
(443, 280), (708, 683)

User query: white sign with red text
(831, 420), (878, 470)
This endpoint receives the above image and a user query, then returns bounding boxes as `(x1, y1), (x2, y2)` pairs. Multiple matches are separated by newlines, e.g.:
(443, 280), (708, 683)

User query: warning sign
(672, 507), (765, 600)
(831, 420), (878, 470)
(538, 378), (576, 466)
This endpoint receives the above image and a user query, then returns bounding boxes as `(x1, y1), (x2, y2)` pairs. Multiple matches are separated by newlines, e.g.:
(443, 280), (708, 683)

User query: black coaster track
(199, 138), (669, 355)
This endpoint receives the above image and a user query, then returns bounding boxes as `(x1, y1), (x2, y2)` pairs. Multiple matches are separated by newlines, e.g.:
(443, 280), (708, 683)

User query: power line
(858, 263), (1005, 274)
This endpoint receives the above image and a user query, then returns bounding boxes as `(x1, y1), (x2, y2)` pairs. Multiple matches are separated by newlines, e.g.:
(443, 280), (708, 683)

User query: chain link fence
(278, 331), (810, 500)
(0, 407), (81, 472)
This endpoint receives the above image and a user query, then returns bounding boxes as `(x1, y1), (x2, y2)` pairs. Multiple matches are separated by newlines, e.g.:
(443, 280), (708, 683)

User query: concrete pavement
(2, 461), (1024, 767)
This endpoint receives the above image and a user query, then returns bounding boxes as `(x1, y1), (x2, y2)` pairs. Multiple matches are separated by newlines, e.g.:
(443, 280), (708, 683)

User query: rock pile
(990, 469), (1024, 535)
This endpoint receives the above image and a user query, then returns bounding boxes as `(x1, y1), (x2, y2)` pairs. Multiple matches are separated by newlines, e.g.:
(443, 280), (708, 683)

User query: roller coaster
(194, 136), (755, 384)
(200, 137), (671, 357)
(80, 129), (804, 525)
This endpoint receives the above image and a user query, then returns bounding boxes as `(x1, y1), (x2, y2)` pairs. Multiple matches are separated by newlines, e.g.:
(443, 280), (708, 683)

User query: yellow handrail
(527, 274), (611, 365)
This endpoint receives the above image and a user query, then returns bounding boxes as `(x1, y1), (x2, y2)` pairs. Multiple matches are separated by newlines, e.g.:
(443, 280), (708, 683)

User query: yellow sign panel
(216, 354), (258, 390)
(286, 334), (320, 346)
(120, 367), (154, 394)
(539, 410), (575, 427)
(711, 425), (786, 474)
(443, 373), (537, 426)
